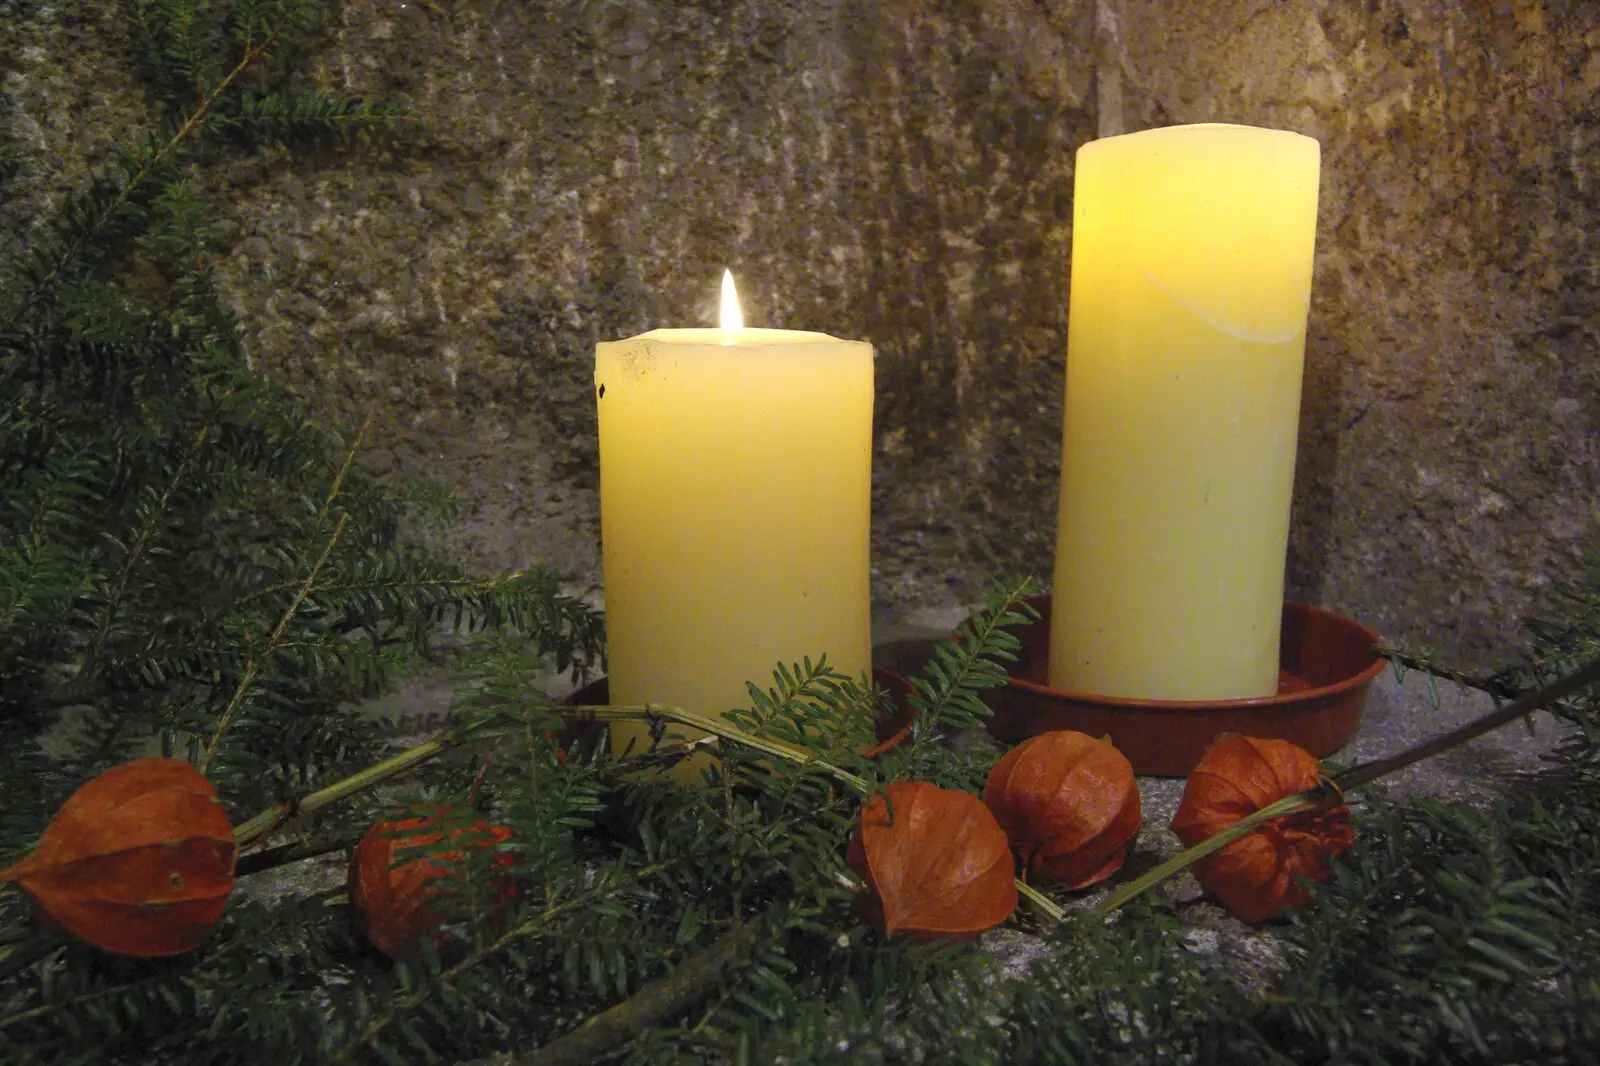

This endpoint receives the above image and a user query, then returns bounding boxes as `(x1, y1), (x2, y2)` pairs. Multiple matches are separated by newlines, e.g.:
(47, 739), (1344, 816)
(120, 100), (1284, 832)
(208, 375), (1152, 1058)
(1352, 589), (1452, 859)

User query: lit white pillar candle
(1050, 124), (1321, 701)
(595, 272), (874, 773)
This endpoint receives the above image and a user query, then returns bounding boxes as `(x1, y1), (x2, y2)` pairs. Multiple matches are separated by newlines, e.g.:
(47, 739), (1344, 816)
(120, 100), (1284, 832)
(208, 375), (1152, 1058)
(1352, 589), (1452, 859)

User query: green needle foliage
(5, 3), (1600, 1065)
(0, 0), (597, 828)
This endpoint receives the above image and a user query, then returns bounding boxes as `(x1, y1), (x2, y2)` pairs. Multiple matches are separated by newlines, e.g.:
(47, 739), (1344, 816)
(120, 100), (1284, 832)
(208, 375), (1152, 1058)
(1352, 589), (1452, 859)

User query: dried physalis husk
(0, 758), (236, 957)
(1170, 733), (1356, 922)
(348, 806), (518, 958)
(983, 730), (1140, 889)
(846, 780), (1017, 940)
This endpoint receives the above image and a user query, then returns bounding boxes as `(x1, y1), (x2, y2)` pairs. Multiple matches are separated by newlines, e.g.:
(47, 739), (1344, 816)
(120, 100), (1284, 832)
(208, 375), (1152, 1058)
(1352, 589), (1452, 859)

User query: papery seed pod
(0, 758), (236, 957)
(1170, 733), (1355, 922)
(846, 781), (1016, 940)
(984, 730), (1141, 889)
(348, 806), (518, 958)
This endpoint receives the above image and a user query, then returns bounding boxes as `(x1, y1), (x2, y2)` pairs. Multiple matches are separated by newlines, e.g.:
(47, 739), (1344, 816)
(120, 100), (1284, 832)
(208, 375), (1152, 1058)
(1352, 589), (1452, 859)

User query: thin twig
(199, 511), (348, 774)
(463, 916), (768, 1066)
(1336, 654), (1600, 791)
(233, 825), (368, 877)
(79, 425), (212, 679)
(1373, 645), (1523, 702)
(200, 415), (370, 773)
(561, 704), (874, 795)
(232, 725), (478, 851)
(5, 27), (282, 330)
(302, 415), (371, 548)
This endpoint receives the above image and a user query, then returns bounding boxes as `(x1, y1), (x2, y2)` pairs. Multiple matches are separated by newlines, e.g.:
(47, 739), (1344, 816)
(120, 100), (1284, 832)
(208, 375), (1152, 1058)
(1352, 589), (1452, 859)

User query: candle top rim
(623, 327), (857, 346)
(1087, 122), (1320, 146)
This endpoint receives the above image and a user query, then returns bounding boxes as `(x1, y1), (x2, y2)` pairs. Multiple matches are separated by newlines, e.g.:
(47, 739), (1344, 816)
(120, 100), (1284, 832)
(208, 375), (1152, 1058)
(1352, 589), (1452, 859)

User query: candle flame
(720, 269), (744, 332)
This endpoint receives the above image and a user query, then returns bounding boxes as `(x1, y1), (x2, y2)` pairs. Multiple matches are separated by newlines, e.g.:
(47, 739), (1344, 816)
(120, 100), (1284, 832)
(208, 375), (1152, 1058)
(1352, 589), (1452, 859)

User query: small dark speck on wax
(597, 383), (606, 399)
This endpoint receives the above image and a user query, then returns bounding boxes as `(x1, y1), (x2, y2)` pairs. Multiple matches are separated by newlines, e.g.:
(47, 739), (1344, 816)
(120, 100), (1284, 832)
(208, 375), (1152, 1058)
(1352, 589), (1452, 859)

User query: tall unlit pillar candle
(1050, 123), (1321, 701)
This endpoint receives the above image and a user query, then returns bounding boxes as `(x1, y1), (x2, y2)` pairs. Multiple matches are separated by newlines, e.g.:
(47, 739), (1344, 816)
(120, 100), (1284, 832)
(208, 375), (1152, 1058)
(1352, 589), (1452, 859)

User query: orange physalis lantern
(0, 758), (237, 957)
(348, 807), (519, 958)
(1170, 733), (1356, 922)
(983, 730), (1141, 889)
(846, 781), (1017, 940)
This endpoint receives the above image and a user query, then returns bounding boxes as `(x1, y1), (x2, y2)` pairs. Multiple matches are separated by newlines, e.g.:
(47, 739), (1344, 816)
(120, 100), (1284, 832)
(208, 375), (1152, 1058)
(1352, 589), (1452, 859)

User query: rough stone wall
(1107, 0), (1600, 666)
(3, 0), (1597, 670)
(207, 0), (1097, 613)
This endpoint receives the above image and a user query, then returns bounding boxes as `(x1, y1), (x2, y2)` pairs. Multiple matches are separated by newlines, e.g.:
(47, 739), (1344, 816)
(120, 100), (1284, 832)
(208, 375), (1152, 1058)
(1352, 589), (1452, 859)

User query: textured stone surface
(4, 0), (1597, 666)
(1112, 0), (1600, 672)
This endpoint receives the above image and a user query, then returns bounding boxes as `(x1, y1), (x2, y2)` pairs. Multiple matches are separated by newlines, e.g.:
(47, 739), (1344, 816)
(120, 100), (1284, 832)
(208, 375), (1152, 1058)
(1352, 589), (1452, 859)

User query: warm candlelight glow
(1049, 123), (1320, 701)
(720, 269), (744, 333)
(595, 275), (873, 779)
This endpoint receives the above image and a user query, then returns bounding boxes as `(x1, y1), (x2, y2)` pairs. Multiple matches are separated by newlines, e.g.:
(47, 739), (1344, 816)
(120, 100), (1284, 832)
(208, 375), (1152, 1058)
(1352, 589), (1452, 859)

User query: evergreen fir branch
(1246, 797), (1577, 1062)
(231, 561), (605, 682)
(1376, 554), (1600, 720)
(724, 656), (867, 756)
(0, 147), (174, 334)
(1376, 643), (1523, 704)
(1336, 654), (1600, 791)
(3, 6), (288, 332)
(908, 574), (1040, 731)
(220, 92), (423, 146)
(0, 535), (99, 647)
(78, 424), (213, 682)
(200, 509), (350, 773)
(140, 0), (227, 101)
(229, 0), (323, 50)
(0, 139), (20, 188)
(864, 575), (1041, 790)
(0, 740), (79, 867)
(340, 860), (681, 1061)
(395, 475), (461, 529)
(498, 913), (765, 1066)
(1511, 556), (1600, 700)
(0, 406), (117, 543)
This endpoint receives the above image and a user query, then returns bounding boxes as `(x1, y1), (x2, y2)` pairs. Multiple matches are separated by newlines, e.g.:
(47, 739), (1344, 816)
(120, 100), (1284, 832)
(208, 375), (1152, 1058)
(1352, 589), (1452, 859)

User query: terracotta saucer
(985, 595), (1385, 777)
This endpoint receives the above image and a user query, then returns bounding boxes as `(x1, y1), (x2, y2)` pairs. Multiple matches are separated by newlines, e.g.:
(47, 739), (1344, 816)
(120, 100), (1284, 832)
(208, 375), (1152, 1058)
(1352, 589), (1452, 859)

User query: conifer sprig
(6, 0), (1600, 1062)
(7, 18), (277, 331)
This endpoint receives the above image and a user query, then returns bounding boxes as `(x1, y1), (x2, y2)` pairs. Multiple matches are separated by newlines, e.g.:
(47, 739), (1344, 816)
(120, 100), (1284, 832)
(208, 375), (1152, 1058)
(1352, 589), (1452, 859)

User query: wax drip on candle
(720, 269), (744, 336)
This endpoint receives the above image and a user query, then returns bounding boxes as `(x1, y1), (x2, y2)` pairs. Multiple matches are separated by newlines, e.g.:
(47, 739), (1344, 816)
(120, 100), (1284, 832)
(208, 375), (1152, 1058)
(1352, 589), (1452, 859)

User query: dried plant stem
(1096, 654), (1600, 916)
(232, 726), (475, 850)
(233, 825), (369, 877)
(560, 704), (875, 795)
(230, 702), (812, 862)
(1336, 654), (1600, 790)
(201, 415), (369, 774)
(1015, 879), (1067, 923)
(1095, 791), (1328, 916)
(464, 916), (768, 1066)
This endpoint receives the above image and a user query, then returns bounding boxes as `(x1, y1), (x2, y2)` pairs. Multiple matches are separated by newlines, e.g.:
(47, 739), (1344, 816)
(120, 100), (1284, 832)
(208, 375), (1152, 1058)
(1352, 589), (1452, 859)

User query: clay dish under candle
(985, 595), (1384, 777)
